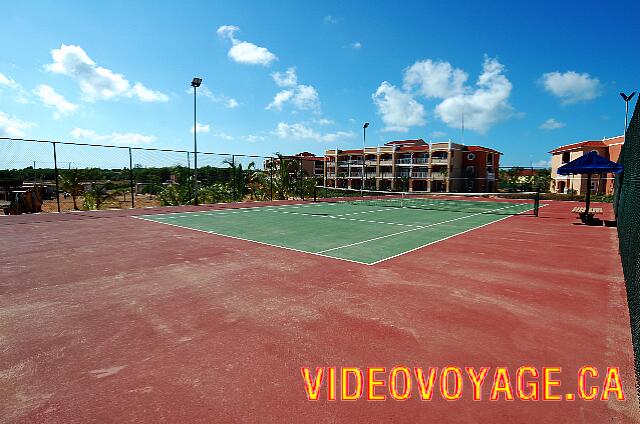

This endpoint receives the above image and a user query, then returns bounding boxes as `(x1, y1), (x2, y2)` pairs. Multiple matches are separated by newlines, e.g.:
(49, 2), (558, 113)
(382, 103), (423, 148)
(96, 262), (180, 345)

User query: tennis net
(313, 186), (540, 216)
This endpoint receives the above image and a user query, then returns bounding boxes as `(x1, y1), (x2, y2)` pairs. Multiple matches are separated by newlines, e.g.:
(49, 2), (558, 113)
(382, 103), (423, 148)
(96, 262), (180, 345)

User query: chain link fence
(616, 97), (640, 397)
(0, 138), (324, 214)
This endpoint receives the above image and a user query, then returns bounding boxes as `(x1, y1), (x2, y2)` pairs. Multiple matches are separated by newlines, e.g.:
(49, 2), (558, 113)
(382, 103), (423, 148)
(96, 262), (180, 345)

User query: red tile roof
(549, 141), (605, 154)
(466, 145), (503, 155)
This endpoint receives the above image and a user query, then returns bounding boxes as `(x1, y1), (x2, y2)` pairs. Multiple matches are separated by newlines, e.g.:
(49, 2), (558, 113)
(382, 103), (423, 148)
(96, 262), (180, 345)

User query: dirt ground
(0, 200), (638, 423)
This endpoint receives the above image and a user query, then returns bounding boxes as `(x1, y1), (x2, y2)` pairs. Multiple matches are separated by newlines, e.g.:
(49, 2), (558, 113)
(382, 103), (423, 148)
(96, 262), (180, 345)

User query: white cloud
(404, 59), (468, 98)
(244, 134), (266, 142)
(324, 15), (339, 24)
(71, 128), (156, 146)
(430, 131), (447, 138)
(197, 85), (239, 108)
(533, 159), (551, 167)
(216, 25), (277, 66)
(212, 132), (233, 140)
(190, 122), (210, 133)
(33, 84), (78, 117)
(539, 118), (566, 130)
(272, 67), (298, 87)
(267, 85), (320, 112)
(433, 57), (513, 134)
(0, 72), (29, 103)
(0, 72), (19, 88)
(0, 111), (35, 138)
(372, 81), (425, 132)
(275, 122), (355, 143)
(350, 42), (362, 49)
(267, 89), (294, 110)
(131, 83), (169, 102)
(292, 85), (319, 110)
(267, 68), (320, 112)
(541, 71), (600, 104)
(45, 44), (168, 102)
(315, 118), (334, 125)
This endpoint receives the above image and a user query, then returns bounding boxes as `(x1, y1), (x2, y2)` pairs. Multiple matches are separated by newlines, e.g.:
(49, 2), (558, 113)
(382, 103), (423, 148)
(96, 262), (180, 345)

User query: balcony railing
(348, 160), (363, 165)
(412, 172), (429, 178)
(377, 172), (394, 178)
(379, 159), (393, 165)
(365, 160), (377, 165)
(412, 157), (429, 164)
(431, 157), (448, 164)
(430, 172), (447, 179)
(396, 158), (412, 164)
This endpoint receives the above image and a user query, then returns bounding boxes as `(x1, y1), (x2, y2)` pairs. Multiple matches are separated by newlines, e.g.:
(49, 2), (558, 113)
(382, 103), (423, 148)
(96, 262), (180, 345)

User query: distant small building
(264, 152), (325, 179)
(549, 135), (623, 195)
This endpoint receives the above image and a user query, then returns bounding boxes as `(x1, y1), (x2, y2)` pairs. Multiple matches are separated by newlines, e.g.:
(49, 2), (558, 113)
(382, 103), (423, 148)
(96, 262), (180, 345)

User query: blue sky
(0, 0), (638, 168)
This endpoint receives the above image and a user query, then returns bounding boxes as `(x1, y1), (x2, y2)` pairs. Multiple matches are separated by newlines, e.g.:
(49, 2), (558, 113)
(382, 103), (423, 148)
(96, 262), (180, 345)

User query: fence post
(186, 151), (192, 203)
(534, 188), (540, 217)
(129, 147), (135, 208)
(299, 156), (304, 200)
(269, 157), (274, 201)
(231, 155), (236, 201)
(52, 142), (61, 213)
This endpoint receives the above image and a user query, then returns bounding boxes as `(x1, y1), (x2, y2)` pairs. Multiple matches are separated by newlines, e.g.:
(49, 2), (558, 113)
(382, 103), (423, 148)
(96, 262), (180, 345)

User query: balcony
(348, 160), (363, 165)
(396, 158), (412, 164)
(327, 173), (336, 178)
(431, 157), (448, 164)
(430, 172), (447, 179)
(412, 171), (429, 178)
(337, 161), (349, 167)
(379, 159), (393, 165)
(365, 173), (377, 178)
(365, 160), (377, 165)
(377, 172), (394, 178)
(412, 157), (429, 164)
(326, 161), (336, 167)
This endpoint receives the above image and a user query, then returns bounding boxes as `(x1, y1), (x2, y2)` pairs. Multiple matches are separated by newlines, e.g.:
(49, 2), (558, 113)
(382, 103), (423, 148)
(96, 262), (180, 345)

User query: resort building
(264, 152), (325, 179)
(549, 135), (623, 195)
(324, 139), (501, 192)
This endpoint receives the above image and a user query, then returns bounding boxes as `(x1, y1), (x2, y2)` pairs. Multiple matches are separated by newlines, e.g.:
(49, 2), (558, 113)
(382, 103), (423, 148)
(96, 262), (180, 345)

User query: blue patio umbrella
(557, 151), (623, 221)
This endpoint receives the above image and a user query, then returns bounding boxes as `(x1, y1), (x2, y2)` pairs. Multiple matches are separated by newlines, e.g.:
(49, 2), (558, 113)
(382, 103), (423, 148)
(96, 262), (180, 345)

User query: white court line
(132, 215), (370, 266)
(316, 203), (526, 254)
(135, 201), (541, 266)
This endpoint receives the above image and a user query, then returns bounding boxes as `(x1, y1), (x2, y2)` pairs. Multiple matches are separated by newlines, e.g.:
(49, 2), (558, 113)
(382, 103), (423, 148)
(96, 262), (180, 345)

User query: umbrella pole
(584, 173), (592, 223)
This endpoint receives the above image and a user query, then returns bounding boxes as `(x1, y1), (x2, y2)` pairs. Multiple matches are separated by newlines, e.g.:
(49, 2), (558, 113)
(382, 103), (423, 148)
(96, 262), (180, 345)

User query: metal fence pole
(186, 151), (192, 203)
(299, 156), (304, 200)
(52, 142), (61, 212)
(231, 155), (236, 201)
(269, 157), (274, 201)
(129, 147), (135, 208)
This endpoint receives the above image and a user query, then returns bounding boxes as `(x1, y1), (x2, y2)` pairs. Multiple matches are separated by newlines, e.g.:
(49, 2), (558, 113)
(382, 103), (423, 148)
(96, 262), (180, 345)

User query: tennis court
(136, 192), (538, 265)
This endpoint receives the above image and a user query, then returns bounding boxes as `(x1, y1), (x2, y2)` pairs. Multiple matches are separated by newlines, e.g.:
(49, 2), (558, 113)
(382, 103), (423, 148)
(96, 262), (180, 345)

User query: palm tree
(272, 152), (294, 200)
(59, 168), (84, 210)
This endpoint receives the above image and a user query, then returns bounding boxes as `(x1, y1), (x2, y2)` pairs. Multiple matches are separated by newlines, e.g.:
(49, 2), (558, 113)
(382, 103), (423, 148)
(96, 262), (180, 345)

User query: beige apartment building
(549, 135), (623, 195)
(324, 139), (501, 192)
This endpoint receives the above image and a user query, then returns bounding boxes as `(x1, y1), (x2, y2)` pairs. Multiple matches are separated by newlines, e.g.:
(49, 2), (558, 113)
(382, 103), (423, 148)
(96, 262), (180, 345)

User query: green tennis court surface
(137, 200), (535, 265)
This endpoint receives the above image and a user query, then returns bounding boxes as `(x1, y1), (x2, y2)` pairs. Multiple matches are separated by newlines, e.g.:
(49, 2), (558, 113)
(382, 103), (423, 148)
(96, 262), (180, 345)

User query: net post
(128, 147), (135, 208)
(52, 142), (61, 213)
(313, 185), (317, 202)
(534, 189), (540, 217)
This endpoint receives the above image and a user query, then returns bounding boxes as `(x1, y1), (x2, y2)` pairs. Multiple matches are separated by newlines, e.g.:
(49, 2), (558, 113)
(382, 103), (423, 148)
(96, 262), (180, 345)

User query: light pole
(362, 122), (369, 196)
(621, 92), (636, 137)
(191, 77), (202, 205)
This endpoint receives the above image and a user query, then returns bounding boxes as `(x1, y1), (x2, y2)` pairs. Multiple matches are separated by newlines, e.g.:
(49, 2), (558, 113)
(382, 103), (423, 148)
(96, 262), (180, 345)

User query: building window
(487, 153), (493, 162)
(467, 153), (476, 160)
(562, 152), (570, 163)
